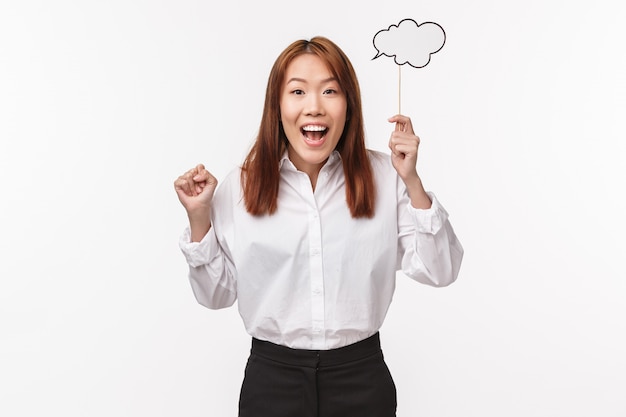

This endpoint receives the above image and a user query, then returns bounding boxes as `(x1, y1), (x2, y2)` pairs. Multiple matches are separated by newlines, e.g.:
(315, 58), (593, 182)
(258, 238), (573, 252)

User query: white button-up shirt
(179, 150), (463, 350)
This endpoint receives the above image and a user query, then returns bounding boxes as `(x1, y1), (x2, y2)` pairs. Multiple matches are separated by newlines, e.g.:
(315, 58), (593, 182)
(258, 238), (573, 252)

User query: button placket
(308, 204), (325, 348)
(296, 172), (324, 348)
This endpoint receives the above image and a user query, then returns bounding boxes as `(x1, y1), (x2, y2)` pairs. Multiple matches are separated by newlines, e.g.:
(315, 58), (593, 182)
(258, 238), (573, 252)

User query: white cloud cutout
(372, 18), (446, 68)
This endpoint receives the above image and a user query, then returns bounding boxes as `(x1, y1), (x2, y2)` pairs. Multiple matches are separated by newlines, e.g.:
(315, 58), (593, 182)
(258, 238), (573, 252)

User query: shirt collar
(279, 150), (342, 172)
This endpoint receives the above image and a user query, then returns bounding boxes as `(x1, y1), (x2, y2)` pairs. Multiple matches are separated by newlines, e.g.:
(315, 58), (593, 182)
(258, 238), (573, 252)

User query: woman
(174, 36), (463, 416)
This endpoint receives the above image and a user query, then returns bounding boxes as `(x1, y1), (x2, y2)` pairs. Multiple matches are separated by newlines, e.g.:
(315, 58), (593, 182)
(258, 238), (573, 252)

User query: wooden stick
(398, 65), (402, 114)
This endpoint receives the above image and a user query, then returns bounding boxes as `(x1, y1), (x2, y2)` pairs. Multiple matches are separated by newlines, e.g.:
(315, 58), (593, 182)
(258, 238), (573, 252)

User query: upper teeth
(303, 125), (326, 132)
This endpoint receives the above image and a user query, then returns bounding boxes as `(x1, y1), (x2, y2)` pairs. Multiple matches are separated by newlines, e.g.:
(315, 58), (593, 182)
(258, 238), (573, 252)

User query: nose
(304, 94), (324, 116)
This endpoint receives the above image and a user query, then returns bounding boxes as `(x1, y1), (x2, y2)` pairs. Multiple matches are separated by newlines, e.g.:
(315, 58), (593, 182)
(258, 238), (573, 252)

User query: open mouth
(301, 125), (328, 142)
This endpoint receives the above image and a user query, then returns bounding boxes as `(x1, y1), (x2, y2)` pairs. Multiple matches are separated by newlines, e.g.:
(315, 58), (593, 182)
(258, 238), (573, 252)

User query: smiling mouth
(301, 125), (328, 142)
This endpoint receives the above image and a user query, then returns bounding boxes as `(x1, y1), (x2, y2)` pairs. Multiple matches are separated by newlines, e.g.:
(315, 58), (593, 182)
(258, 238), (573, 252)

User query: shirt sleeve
(397, 189), (464, 287)
(179, 224), (237, 309)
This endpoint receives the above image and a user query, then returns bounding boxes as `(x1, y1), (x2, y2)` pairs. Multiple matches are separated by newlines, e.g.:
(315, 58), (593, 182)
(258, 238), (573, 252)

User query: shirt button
(312, 327), (321, 334)
(311, 248), (320, 256)
(313, 287), (322, 295)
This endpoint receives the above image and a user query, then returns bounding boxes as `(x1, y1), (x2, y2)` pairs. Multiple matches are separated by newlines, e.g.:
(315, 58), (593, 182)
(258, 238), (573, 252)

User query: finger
(194, 170), (215, 195)
(179, 173), (195, 196)
(395, 118), (406, 132)
(388, 137), (401, 156)
(195, 171), (214, 186)
(390, 133), (420, 148)
(392, 143), (418, 157)
(174, 177), (193, 197)
(191, 164), (206, 180)
(184, 164), (205, 196)
(390, 139), (412, 153)
(388, 114), (414, 134)
(177, 164), (216, 197)
(389, 143), (401, 156)
(390, 138), (419, 161)
(389, 143), (414, 159)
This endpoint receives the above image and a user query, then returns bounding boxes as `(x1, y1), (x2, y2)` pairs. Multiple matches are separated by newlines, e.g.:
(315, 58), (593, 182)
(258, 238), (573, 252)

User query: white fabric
(179, 150), (463, 350)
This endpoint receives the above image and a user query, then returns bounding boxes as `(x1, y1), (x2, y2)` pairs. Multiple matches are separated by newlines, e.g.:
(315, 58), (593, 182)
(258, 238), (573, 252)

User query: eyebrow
(286, 77), (338, 84)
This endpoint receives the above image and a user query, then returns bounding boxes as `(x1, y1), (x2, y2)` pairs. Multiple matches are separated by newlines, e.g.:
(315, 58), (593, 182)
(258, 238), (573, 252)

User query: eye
(323, 88), (337, 95)
(292, 89), (305, 95)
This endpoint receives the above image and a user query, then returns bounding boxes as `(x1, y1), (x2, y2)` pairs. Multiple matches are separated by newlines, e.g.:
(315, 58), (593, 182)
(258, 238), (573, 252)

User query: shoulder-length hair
(241, 36), (375, 218)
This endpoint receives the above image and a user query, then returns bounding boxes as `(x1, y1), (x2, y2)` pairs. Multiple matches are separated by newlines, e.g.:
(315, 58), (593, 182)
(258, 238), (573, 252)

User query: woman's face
(280, 53), (347, 177)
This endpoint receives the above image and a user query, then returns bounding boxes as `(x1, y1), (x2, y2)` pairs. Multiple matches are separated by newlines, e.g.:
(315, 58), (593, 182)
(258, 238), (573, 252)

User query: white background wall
(1, 0), (625, 416)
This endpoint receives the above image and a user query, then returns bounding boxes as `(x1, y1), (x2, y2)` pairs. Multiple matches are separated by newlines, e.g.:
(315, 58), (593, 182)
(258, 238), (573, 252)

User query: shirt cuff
(179, 226), (219, 268)
(407, 192), (450, 234)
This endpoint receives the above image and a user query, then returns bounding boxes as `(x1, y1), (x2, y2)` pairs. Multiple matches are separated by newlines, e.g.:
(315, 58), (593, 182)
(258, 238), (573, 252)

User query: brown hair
(241, 36), (375, 218)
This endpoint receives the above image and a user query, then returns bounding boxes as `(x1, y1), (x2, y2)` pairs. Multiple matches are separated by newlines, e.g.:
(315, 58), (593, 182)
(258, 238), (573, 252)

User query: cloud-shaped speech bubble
(372, 18), (446, 68)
